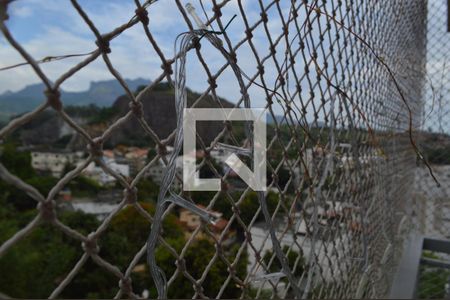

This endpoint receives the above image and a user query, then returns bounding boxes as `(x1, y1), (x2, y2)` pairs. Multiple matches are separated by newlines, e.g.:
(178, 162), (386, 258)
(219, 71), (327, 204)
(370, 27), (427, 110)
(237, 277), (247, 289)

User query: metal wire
(0, 0), (439, 298)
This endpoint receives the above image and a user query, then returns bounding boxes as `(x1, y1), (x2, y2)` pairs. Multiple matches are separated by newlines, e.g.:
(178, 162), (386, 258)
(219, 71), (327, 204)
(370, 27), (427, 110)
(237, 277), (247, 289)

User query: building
(80, 157), (130, 186)
(124, 147), (148, 176)
(31, 150), (84, 177)
(146, 156), (183, 189)
(179, 204), (229, 239)
(103, 147), (149, 176)
(413, 165), (450, 239)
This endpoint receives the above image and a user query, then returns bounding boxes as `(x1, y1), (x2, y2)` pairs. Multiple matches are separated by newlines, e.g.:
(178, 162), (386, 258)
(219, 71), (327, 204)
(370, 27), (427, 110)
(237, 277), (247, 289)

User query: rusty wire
(0, 0), (434, 298)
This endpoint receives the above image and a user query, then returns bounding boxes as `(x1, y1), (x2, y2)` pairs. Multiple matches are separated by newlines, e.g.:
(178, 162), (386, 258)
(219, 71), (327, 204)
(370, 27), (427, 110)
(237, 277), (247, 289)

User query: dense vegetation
(417, 251), (450, 299)
(0, 144), (250, 298)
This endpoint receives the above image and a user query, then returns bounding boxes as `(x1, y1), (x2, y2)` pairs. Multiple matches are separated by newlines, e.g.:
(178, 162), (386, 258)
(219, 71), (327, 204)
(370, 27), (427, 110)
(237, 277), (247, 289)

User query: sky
(0, 0), (447, 131)
(0, 0), (228, 92)
(423, 0), (450, 132)
(0, 0), (300, 111)
(1, 0), (335, 120)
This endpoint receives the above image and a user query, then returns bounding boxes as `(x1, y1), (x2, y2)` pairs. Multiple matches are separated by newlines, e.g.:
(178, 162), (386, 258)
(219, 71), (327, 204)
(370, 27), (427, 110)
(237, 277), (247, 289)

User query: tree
(238, 191), (279, 225)
(150, 238), (248, 299)
(0, 183), (247, 299)
(262, 245), (306, 298)
(101, 203), (247, 299)
(0, 210), (102, 299)
(262, 245), (305, 278)
(136, 178), (159, 202)
(67, 175), (103, 197)
(0, 142), (35, 179)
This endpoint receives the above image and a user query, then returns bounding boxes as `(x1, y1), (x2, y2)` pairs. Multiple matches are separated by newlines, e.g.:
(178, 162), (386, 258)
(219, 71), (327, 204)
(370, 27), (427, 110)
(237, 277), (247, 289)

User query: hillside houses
(30, 146), (150, 186)
(81, 158), (130, 186)
(31, 150), (84, 177)
(179, 204), (230, 240)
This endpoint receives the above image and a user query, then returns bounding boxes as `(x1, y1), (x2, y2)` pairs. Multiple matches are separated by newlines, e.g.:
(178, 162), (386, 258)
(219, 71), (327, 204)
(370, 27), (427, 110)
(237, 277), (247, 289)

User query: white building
(81, 157), (130, 186)
(146, 156), (183, 189)
(31, 150), (84, 177)
(70, 201), (120, 220)
(413, 165), (450, 239)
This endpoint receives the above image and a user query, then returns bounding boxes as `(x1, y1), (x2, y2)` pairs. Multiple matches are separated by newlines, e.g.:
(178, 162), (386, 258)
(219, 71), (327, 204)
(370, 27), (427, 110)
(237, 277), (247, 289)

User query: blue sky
(0, 0), (317, 116)
(0, 0), (293, 109)
(1, 0), (446, 129)
(1, 0), (209, 92)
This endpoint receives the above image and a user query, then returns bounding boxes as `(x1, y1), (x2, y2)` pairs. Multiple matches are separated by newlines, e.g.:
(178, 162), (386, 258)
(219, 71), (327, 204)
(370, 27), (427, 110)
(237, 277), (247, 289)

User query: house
(179, 204), (229, 239)
(80, 157), (130, 186)
(146, 156), (183, 190)
(124, 147), (148, 176)
(103, 147), (152, 176)
(31, 149), (84, 177)
(413, 165), (450, 239)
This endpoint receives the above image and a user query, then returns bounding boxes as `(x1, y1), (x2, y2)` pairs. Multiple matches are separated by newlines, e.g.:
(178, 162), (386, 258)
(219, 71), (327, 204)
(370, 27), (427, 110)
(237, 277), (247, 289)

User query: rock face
(19, 111), (63, 146)
(0, 78), (149, 115)
(17, 83), (236, 148)
(110, 85), (234, 146)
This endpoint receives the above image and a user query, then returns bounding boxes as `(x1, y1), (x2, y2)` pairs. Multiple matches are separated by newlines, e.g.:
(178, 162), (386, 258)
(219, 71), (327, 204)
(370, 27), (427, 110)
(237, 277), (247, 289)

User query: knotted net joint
(229, 51), (237, 64)
(207, 78), (217, 89)
(119, 278), (133, 295)
(299, 40), (305, 49)
(254, 251), (261, 263)
(227, 266), (236, 276)
(301, 107), (307, 115)
(289, 56), (296, 65)
(285, 103), (292, 112)
(37, 200), (56, 222)
(240, 90), (249, 100)
(271, 172), (279, 184)
(157, 143), (167, 156)
(88, 137), (103, 158)
(215, 242), (223, 255)
(245, 29), (253, 39)
(191, 36), (201, 50)
(82, 233), (99, 255)
(193, 283), (204, 295)
(95, 35), (111, 54)
(44, 89), (62, 111)
(0, 0), (9, 21)
(270, 45), (277, 55)
(257, 65), (265, 75)
(203, 150), (211, 159)
(244, 230), (252, 243)
(224, 120), (233, 132)
(135, 6), (149, 25)
(124, 187), (137, 204)
(212, 3), (222, 17)
(260, 11), (268, 23)
(129, 100), (144, 118)
(161, 61), (173, 75)
(176, 258), (186, 272)
(220, 179), (229, 191)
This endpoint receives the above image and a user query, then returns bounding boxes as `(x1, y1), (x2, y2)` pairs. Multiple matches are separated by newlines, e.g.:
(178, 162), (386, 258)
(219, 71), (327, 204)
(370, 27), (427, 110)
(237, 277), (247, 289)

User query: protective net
(412, 1), (450, 298)
(0, 0), (442, 299)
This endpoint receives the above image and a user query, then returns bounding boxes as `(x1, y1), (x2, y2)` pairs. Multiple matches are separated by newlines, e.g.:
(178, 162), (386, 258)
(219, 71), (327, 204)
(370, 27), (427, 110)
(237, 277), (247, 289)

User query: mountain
(267, 114), (325, 128)
(16, 82), (235, 148)
(0, 78), (149, 116)
(109, 83), (234, 146)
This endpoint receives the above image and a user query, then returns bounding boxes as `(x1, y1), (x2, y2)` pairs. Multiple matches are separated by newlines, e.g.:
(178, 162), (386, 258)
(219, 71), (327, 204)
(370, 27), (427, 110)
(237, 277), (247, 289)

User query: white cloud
(0, 0), (297, 115)
(9, 5), (33, 18)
